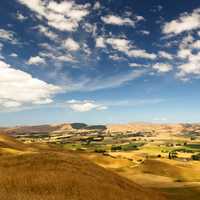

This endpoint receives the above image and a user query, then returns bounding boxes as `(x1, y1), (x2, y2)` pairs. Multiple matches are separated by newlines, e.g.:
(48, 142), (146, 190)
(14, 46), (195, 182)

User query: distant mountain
(0, 123), (107, 136)
(1, 122), (200, 136)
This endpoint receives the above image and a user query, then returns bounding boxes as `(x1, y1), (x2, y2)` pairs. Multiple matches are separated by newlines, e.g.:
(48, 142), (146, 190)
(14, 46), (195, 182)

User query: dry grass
(0, 134), (166, 200)
(0, 152), (166, 200)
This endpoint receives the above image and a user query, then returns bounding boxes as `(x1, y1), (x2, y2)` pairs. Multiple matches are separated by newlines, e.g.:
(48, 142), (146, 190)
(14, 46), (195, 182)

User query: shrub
(111, 145), (122, 151)
(94, 149), (106, 153)
(191, 153), (200, 160)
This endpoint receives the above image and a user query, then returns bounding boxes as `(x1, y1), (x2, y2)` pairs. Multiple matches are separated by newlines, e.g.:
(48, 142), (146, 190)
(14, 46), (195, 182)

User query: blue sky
(0, 0), (200, 126)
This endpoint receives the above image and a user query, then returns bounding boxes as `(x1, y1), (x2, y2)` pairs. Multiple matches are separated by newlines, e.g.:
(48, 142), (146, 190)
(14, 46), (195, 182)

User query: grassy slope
(0, 134), (166, 200)
(84, 152), (200, 200)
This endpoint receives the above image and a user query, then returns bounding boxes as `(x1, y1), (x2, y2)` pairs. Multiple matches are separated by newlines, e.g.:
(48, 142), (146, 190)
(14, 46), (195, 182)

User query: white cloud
(101, 15), (135, 26)
(97, 36), (156, 60)
(179, 35), (194, 49)
(176, 34), (200, 78)
(191, 40), (200, 49)
(67, 100), (107, 112)
(16, 11), (27, 21)
(0, 60), (10, 68)
(178, 49), (192, 59)
(129, 63), (145, 67)
(140, 30), (150, 35)
(153, 63), (172, 73)
(106, 38), (131, 53)
(0, 101), (22, 108)
(39, 43), (77, 64)
(27, 56), (46, 65)
(96, 37), (106, 48)
(36, 25), (58, 40)
(18, 0), (90, 32)
(93, 1), (101, 10)
(109, 54), (126, 61)
(0, 60), (61, 109)
(10, 53), (18, 57)
(56, 55), (77, 63)
(135, 15), (145, 22)
(163, 8), (200, 35)
(127, 49), (156, 60)
(83, 23), (93, 33)
(64, 38), (80, 51)
(177, 52), (200, 77)
(158, 51), (173, 60)
(0, 29), (15, 41)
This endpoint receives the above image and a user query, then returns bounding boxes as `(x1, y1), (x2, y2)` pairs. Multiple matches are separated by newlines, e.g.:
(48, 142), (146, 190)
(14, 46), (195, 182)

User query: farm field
(1, 122), (200, 199)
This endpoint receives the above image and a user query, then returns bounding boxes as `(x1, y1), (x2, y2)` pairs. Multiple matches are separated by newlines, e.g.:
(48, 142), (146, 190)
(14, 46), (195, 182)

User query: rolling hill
(0, 133), (166, 200)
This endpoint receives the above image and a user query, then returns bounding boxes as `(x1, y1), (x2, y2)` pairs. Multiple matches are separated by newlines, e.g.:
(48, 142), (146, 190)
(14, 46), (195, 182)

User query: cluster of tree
(191, 153), (200, 160)
(168, 151), (177, 159)
(70, 123), (107, 131)
(111, 145), (122, 151)
(94, 148), (106, 153)
(111, 143), (144, 152)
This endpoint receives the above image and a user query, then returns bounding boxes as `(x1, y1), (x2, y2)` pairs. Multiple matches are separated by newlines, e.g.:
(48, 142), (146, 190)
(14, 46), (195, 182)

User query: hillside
(1, 122), (200, 138)
(0, 134), (166, 200)
(0, 133), (36, 154)
(107, 123), (186, 134)
(1, 123), (107, 135)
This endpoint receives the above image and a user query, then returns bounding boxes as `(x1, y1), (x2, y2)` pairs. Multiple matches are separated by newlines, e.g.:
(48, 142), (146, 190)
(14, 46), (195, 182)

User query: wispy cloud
(62, 70), (145, 92)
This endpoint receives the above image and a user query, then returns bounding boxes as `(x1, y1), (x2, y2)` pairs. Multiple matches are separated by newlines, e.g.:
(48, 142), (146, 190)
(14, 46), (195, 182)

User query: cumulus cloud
(153, 63), (172, 73)
(16, 11), (27, 21)
(96, 37), (106, 48)
(127, 49), (156, 60)
(177, 50), (200, 77)
(106, 38), (131, 53)
(96, 36), (156, 60)
(56, 55), (77, 63)
(129, 63), (145, 67)
(27, 56), (46, 65)
(163, 8), (200, 35)
(178, 59), (200, 77)
(63, 38), (80, 51)
(18, 0), (90, 32)
(176, 34), (200, 79)
(158, 51), (173, 60)
(10, 53), (18, 57)
(191, 40), (200, 49)
(67, 100), (107, 112)
(0, 60), (61, 109)
(36, 25), (58, 40)
(101, 15), (135, 26)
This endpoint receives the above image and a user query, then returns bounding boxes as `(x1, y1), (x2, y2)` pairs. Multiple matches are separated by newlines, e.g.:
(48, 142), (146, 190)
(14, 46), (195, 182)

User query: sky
(0, 0), (200, 126)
